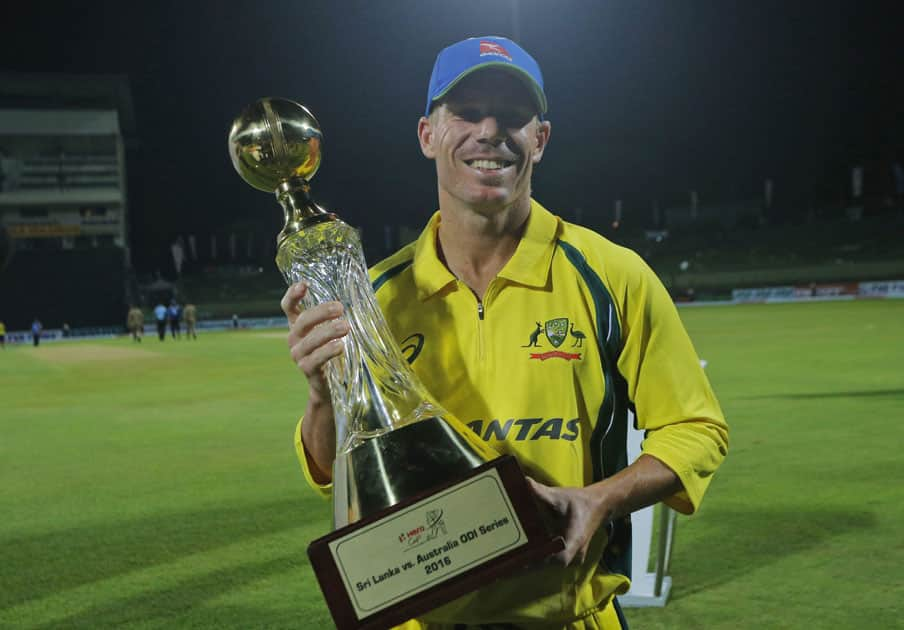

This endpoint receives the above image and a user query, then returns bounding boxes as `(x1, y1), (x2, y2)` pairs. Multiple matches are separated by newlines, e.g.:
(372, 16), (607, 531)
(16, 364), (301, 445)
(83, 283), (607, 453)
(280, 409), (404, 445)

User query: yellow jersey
(295, 199), (728, 626)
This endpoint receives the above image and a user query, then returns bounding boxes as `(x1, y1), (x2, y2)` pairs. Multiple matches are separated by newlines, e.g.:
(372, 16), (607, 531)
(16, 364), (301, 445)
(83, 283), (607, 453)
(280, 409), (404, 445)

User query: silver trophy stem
(276, 215), (494, 527)
(277, 216), (425, 449)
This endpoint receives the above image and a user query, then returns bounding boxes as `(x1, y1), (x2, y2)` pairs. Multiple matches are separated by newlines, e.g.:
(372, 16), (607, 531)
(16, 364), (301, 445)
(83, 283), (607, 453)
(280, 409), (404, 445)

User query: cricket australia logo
(545, 318), (568, 348)
(522, 317), (584, 361)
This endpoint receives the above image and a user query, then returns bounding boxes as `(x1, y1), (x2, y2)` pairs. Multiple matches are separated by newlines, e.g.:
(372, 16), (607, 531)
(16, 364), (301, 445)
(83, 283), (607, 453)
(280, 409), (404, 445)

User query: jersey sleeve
(294, 417), (333, 499)
(613, 252), (728, 514)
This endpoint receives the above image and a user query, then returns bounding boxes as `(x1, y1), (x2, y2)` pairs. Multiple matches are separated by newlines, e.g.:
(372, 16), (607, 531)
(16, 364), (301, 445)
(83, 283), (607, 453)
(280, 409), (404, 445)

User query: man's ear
(531, 119), (552, 165)
(417, 116), (436, 159)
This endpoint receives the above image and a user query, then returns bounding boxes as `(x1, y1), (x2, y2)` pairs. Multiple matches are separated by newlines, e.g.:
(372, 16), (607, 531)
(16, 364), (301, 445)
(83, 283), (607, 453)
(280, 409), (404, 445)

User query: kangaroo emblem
(570, 323), (586, 347)
(523, 322), (543, 347)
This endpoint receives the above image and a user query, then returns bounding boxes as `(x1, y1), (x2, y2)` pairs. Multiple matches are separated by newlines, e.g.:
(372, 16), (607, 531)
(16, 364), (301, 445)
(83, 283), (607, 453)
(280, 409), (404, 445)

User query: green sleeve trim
(371, 260), (413, 293)
(558, 239), (632, 577)
(557, 239), (627, 480)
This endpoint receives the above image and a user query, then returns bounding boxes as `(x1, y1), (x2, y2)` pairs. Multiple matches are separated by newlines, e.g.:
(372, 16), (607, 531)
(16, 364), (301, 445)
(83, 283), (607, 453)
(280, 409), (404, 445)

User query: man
(153, 303), (167, 341)
(183, 303), (198, 339)
(281, 36), (728, 628)
(31, 318), (42, 347)
(127, 305), (144, 342)
(167, 300), (181, 339)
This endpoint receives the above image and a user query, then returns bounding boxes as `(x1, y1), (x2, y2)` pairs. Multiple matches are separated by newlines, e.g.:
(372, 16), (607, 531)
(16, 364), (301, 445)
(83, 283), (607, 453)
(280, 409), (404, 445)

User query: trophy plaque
(228, 97), (563, 629)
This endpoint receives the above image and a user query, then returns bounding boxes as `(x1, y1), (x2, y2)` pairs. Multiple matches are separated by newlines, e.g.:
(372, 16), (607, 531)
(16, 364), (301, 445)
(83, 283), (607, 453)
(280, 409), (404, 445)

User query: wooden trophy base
(307, 455), (564, 630)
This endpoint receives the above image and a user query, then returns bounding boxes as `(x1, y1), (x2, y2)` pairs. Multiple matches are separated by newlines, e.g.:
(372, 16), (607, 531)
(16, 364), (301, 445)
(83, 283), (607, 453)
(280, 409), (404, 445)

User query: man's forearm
(593, 454), (682, 522)
(300, 398), (337, 484)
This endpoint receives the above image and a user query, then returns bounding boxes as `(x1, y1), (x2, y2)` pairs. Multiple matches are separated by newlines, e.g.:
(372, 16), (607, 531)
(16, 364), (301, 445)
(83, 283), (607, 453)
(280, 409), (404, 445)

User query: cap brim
(429, 62), (548, 115)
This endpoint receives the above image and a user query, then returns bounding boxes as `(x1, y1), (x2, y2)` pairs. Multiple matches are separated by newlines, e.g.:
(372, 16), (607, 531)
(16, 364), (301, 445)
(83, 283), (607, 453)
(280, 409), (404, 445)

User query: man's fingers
(290, 318), (349, 366)
(527, 477), (573, 518)
(290, 308), (349, 353)
(280, 281), (349, 383)
(289, 300), (345, 345)
(294, 336), (346, 377)
(526, 477), (558, 508)
(550, 534), (590, 567)
(528, 478), (573, 565)
(546, 513), (582, 566)
(527, 479), (597, 567)
(562, 516), (591, 566)
(280, 282), (308, 325)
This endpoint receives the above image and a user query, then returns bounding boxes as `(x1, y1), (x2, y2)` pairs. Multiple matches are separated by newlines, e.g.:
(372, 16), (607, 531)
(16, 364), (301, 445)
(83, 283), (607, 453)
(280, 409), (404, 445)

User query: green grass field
(1, 300), (902, 629)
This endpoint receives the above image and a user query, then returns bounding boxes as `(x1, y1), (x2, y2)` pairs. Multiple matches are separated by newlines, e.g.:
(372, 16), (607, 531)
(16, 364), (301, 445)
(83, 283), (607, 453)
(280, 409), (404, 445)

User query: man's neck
(436, 194), (531, 299)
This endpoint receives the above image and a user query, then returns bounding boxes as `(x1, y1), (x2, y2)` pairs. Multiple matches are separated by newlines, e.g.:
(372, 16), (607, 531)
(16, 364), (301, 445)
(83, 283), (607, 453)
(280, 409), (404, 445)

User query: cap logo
(479, 40), (512, 62)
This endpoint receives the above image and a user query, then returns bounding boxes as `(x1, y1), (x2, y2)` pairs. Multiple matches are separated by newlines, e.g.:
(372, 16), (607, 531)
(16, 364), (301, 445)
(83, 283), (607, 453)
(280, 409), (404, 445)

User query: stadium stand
(160, 201), (904, 319)
(0, 247), (126, 328)
(164, 265), (286, 320)
(0, 74), (135, 329)
(587, 192), (904, 300)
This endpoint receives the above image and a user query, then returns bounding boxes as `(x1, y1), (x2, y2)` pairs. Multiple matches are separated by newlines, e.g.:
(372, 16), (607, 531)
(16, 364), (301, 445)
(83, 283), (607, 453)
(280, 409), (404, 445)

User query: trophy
(229, 98), (563, 630)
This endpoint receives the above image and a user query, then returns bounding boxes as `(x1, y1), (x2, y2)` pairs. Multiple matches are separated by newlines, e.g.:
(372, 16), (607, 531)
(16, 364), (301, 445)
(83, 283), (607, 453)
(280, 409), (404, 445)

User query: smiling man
(282, 36), (728, 629)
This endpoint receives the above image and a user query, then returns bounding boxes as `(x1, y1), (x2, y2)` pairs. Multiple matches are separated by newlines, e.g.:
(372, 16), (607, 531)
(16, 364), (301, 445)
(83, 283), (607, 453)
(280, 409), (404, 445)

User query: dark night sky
(3, 1), (902, 272)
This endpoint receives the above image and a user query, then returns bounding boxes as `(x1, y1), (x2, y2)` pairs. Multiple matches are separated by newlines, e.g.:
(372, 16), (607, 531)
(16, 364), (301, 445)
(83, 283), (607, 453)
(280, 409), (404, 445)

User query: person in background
(154, 303), (168, 341)
(127, 305), (144, 342)
(183, 303), (198, 339)
(168, 300), (182, 339)
(0, 320), (6, 349)
(31, 318), (42, 347)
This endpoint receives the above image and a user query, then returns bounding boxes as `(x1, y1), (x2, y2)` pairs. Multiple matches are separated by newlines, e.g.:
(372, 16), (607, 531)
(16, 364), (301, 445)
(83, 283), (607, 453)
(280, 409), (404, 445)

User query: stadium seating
(0, 247), (126, 329)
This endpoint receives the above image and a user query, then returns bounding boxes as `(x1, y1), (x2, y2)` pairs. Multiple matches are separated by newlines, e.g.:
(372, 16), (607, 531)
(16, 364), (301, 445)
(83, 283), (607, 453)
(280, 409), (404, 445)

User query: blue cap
(424, 36), (547, 117)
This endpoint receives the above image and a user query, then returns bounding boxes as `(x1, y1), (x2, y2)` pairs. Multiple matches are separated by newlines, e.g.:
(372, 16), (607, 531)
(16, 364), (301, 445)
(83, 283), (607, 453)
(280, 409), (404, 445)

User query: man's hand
(281, 281), (350, 482)
(527, 455), (683, 567)
(526, 478), (613, 566)
(281, 281), (349, 404)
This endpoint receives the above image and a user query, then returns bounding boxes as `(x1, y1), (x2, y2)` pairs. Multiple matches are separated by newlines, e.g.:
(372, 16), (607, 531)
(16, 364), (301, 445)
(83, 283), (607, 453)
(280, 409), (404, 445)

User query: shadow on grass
(670, 507), (877, 600)
(0, 498), (330, 610)
(33, 553), (331, 630)
(742, 388), (904, 400)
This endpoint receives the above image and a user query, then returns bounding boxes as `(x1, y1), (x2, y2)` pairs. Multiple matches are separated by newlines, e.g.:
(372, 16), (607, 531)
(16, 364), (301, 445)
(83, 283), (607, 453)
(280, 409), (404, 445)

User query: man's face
(418, 71), (551, 213)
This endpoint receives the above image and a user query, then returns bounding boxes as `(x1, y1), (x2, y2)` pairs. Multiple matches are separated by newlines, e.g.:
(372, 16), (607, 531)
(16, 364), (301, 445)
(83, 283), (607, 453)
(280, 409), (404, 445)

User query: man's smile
(464, 158), (515, 172)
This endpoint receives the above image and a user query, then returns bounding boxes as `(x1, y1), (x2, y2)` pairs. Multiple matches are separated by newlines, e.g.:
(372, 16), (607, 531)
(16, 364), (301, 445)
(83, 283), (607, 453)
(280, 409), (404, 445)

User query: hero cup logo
(479, 40), (513, 61)
(398, 509), (447, 550)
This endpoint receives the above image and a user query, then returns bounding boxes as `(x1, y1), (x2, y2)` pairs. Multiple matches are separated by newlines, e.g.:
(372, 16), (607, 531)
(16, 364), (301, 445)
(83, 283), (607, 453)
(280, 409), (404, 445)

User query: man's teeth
(468, 159), (510, 169)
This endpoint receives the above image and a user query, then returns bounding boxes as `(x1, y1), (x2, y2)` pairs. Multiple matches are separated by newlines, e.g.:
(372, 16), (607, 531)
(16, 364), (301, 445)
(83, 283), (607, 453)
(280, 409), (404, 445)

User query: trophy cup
(228, 98), (563, 630)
